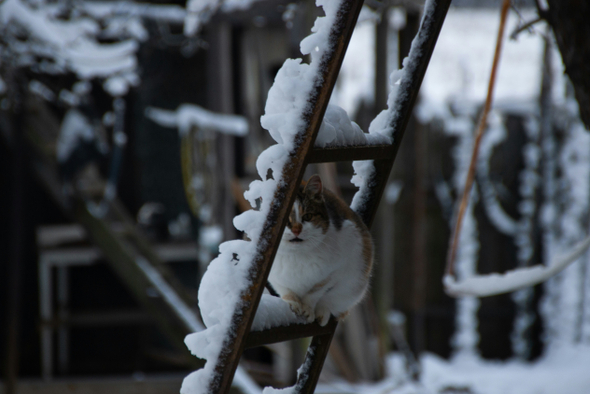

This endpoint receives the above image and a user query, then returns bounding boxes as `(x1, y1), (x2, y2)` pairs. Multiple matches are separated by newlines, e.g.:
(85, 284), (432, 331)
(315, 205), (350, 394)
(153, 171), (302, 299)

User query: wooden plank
(306, 144), (394, 163)
(0, 375), (185, 394)
(245, 320), (336, 349)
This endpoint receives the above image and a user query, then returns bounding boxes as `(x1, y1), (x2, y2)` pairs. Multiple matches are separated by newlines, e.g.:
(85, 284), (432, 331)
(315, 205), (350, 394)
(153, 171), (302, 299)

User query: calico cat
(268, 174), (373, 326)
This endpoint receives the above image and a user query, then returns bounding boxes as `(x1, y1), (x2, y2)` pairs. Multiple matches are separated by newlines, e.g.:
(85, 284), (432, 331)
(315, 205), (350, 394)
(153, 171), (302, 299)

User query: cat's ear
(305, 174), (323, 195)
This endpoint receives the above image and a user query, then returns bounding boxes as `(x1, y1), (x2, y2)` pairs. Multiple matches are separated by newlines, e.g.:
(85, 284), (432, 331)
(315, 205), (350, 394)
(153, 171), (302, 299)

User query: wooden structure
(36, 224), (200, 378)
(21, 94), (205, 366)
(205, 0), (453, 392)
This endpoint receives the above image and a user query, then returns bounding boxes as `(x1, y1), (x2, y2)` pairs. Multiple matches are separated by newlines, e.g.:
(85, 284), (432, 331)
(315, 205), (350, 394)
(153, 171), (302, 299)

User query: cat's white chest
(270, 246), (332, 294)
(269, 220), (363, 296)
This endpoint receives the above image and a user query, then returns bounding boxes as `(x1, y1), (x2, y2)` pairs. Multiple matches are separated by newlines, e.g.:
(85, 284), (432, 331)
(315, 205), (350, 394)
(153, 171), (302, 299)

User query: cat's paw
(315, 305), (331, 327)
(286, 300), (315, 323)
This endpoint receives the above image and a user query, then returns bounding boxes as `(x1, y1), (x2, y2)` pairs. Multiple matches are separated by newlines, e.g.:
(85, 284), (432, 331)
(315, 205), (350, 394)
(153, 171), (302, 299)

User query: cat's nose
(291, 223), (302, 236)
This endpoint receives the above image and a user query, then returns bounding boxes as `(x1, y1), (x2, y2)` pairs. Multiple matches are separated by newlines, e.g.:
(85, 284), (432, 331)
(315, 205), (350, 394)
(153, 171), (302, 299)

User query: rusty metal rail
(208, 0), (452, 393)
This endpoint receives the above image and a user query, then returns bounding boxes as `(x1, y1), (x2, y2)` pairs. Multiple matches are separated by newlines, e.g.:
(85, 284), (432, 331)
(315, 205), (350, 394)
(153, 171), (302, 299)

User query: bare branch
(445, 0), (511, 278)
(510, 16), (543, 40)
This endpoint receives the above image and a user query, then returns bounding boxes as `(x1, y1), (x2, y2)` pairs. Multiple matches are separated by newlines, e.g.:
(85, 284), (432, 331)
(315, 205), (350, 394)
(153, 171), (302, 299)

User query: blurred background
(1, 0), (589, 393)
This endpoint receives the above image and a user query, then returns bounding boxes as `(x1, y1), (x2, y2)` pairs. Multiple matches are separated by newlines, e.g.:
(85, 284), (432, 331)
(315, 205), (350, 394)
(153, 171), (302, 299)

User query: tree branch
(445, 0), (511, 278)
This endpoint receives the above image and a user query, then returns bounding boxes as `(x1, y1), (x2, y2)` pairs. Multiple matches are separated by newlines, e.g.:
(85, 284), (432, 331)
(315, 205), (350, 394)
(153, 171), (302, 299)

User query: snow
(1, 0), (141, 96)
(429, 95), (483, 357)
(181, 0), (381, 392)
(444, 233), (590, 298)
(477, 111), (519, 236)
(419, 347), (590, 394)
(146, 104), (249, 137)
(260, 58), (311, 151)
(315, 104), (390, 148)
(350, 160), (376, 213)
(418, 8), (566, 119)
(422, 9), (541, 106)
(511, 114), (541, 358)
(82, 1), (186, 23)
(540, 108), (590, 350)
(135, 257), (204, 332)
(29, 79), (56, 101)
(184, 0), (261, 36)
(385, 181), (403, 205)
(251, 295), (305, 331)
(310, 346), (590, 394)
(56, 109), (97, 163)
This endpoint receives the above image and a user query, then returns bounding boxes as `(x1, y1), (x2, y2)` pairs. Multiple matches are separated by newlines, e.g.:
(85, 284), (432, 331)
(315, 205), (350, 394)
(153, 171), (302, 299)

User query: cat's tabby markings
(268, 174), (374, 326)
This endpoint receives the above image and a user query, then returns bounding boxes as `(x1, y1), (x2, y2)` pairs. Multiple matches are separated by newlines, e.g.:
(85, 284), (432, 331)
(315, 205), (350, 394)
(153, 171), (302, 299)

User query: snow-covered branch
(0, 0), (143, 96)
(444, 233), (590, 297)
(82, 1), (186, 24)
(184, 0), (263, 36)
(146, 104), (249, 137)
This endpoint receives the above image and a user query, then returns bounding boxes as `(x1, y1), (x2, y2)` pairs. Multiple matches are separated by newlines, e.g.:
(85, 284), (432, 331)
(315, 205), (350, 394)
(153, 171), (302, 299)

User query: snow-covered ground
(316, 347), (590, 394)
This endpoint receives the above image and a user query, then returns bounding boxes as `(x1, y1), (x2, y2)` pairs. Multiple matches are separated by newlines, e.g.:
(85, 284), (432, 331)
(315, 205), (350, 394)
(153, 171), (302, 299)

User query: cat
(267, 174), (373, 327)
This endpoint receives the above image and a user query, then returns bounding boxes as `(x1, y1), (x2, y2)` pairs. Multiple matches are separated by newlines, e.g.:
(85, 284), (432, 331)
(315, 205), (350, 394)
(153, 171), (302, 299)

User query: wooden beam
(21, 97), (203, 368)
(245, 320), (336, 350)
(0, 375), (185, 394)
(306, 145), (394, 163)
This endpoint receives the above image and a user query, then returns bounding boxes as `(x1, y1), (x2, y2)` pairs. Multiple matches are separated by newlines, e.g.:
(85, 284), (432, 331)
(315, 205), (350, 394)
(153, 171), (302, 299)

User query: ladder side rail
(208, 1), (366, 393)
(354, 0), (453, 227)
(291, 2), (453, 393)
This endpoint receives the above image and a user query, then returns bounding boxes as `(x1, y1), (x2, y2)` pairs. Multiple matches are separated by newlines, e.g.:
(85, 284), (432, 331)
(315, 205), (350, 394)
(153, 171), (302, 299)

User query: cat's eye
(302, 213), (312, 222)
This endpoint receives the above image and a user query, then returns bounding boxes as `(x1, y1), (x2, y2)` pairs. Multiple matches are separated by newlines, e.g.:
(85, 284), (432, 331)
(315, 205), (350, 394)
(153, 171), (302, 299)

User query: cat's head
(282, 175), (330, 248)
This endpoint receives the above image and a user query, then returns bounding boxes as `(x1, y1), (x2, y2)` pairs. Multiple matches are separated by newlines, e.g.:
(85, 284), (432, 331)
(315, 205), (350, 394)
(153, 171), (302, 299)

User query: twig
(445, 0), (511, 278)
(510, 17), (543, 40)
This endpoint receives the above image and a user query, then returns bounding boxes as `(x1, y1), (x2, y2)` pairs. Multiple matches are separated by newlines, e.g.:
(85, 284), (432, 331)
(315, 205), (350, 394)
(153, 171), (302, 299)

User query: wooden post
(5, 90), (25, 394)
(208, 22), (237, 242)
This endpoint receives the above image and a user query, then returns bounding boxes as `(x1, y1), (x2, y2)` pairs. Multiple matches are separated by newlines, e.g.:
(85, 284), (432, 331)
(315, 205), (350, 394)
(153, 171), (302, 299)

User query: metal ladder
(206, 0), (452, 392)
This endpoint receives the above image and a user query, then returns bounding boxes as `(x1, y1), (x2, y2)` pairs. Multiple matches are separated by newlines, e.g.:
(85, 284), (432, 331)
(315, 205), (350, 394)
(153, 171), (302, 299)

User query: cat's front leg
(282, 292), (315, 323)
(314, 304), (331, 327)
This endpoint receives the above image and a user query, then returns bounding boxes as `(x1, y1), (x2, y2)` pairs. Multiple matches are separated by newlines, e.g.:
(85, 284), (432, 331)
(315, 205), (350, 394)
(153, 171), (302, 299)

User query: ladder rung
(245, 319), (337, 349)
(307, 144), (394, 163)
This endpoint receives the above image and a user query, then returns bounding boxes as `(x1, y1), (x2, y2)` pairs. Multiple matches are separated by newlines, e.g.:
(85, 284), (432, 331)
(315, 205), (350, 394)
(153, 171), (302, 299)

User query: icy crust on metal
(181, 1), (348, 393)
